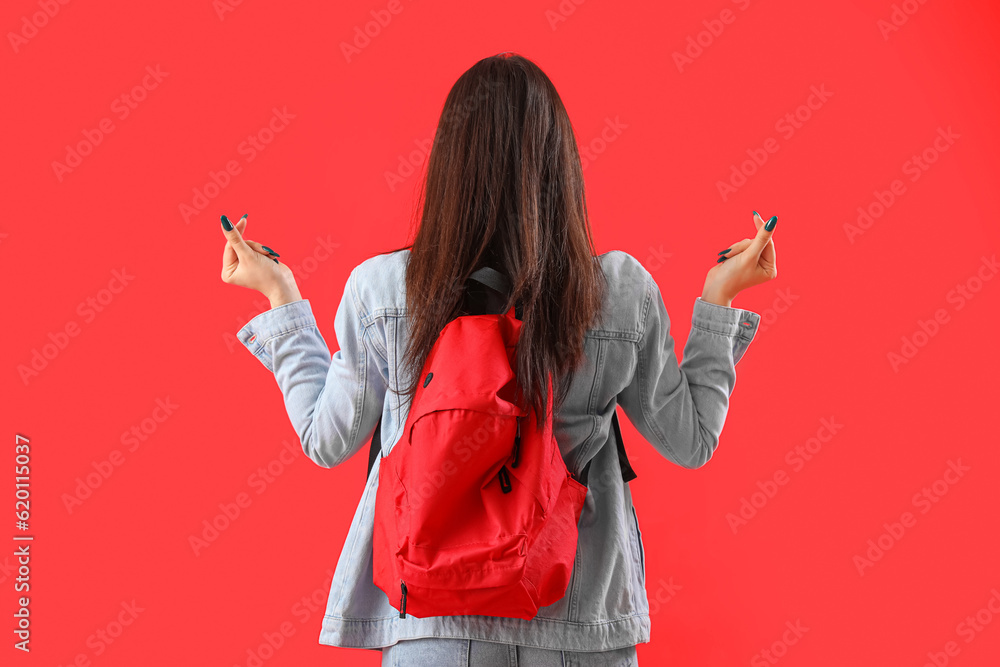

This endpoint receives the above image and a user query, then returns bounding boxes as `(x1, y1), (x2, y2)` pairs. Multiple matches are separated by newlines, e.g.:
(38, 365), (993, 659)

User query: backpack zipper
(399, 579), (407, 618)
(511, 417), (521, 468)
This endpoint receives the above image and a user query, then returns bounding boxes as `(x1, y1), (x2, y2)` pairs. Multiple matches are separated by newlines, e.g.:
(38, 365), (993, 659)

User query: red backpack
(367, 266), (636, 620)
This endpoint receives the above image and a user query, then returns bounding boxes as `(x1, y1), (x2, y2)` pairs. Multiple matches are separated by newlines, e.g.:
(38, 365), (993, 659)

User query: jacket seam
(576, 337), (605, 479)
(253, 322), (317, 352)
(321, 611), (648, 626)
(327, 269), (370, 469)
(635, 273), (687, 468)
(690, 322), (740, 337)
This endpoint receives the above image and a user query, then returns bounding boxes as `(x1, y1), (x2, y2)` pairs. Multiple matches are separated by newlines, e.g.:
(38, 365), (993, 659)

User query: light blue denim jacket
(236, 248), (761, 653)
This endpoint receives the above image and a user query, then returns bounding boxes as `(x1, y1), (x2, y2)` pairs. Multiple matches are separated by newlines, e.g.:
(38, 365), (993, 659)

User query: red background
(4, 0), (999, 665)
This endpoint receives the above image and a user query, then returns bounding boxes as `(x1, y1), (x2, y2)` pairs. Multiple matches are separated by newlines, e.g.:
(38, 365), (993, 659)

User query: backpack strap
(468, 266), (522, 320)
(576, 409), (637, 487)
(364, 267), (637, 486)
(367, 408), (637, 486)
(367, 415), (383, 482)
(467, 266), (511, 295)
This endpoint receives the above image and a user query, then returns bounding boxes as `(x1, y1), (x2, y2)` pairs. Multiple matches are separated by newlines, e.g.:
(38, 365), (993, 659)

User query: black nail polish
(221, 215), (233, 231)
(752, 210), (759, 218)
(717, 256), (727, 263)
(765, 215), (777, 231)
(241, 213), (248, 220)
(718, 248), (731, 255)
(273, 258), (279, 264)
(261, 245), (280, 257)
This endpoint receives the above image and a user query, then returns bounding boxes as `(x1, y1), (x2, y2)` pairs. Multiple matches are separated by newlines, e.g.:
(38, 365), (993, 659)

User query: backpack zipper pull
(399, 580), (407, 618)
(511, 418), (521, 468)
(498, 465), (512, 493)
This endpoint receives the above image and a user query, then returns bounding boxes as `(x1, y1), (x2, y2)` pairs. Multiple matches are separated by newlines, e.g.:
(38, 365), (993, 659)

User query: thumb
(745, 215), (777, 260)
(220, 215), (252, 258)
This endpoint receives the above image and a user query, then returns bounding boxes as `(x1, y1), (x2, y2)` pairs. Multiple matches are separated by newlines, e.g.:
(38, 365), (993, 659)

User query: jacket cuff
(236, 299), (318, 372)
(691, 297), (761, 364)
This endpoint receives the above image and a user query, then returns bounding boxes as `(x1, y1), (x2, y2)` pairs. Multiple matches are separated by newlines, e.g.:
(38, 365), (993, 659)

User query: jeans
(381, 637), (638, 666)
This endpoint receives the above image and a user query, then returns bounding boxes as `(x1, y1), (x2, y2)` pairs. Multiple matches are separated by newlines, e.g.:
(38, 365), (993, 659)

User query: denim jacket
(236, 248), (761, 653)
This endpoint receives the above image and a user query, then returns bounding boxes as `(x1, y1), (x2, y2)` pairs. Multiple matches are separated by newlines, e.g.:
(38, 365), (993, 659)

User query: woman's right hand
(701, 212), (778, 307)
(220, 214), (302, 307)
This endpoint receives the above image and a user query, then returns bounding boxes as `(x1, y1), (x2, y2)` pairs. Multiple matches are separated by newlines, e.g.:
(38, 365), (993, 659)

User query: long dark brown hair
(374, 52), (607, 431)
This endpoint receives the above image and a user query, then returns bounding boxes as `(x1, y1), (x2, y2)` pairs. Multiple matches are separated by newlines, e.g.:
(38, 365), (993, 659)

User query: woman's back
(234, 245), (763, 652)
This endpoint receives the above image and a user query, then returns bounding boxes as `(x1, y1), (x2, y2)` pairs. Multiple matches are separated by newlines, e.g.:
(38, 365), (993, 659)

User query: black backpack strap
(468, 266), (511, 295)
(367, 416), (382, 481)
(366, 267), (635, 485)
(576, 409), (637, 487)
(468, 266), (521, 320)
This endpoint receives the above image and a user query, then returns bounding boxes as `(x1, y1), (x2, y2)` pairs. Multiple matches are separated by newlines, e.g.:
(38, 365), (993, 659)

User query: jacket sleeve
(616, 270), (761, 469)
(235, 267), (388, 468)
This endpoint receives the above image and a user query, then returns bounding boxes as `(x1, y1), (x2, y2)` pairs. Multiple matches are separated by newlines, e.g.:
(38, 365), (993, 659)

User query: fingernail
(765, 215), (777, 231)
(241, 213), (248, 220)
(718, 248), (731, 255)
(752, 211), (759, 218)
(261, 245), (280, 257)
(717, 256), (727, 263)
(221, 215), (233, 231)
(273, 258), (279, 264)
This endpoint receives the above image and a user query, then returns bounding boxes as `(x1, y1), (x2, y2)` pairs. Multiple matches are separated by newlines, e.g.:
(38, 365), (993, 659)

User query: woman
(219, 52), (776, 666)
